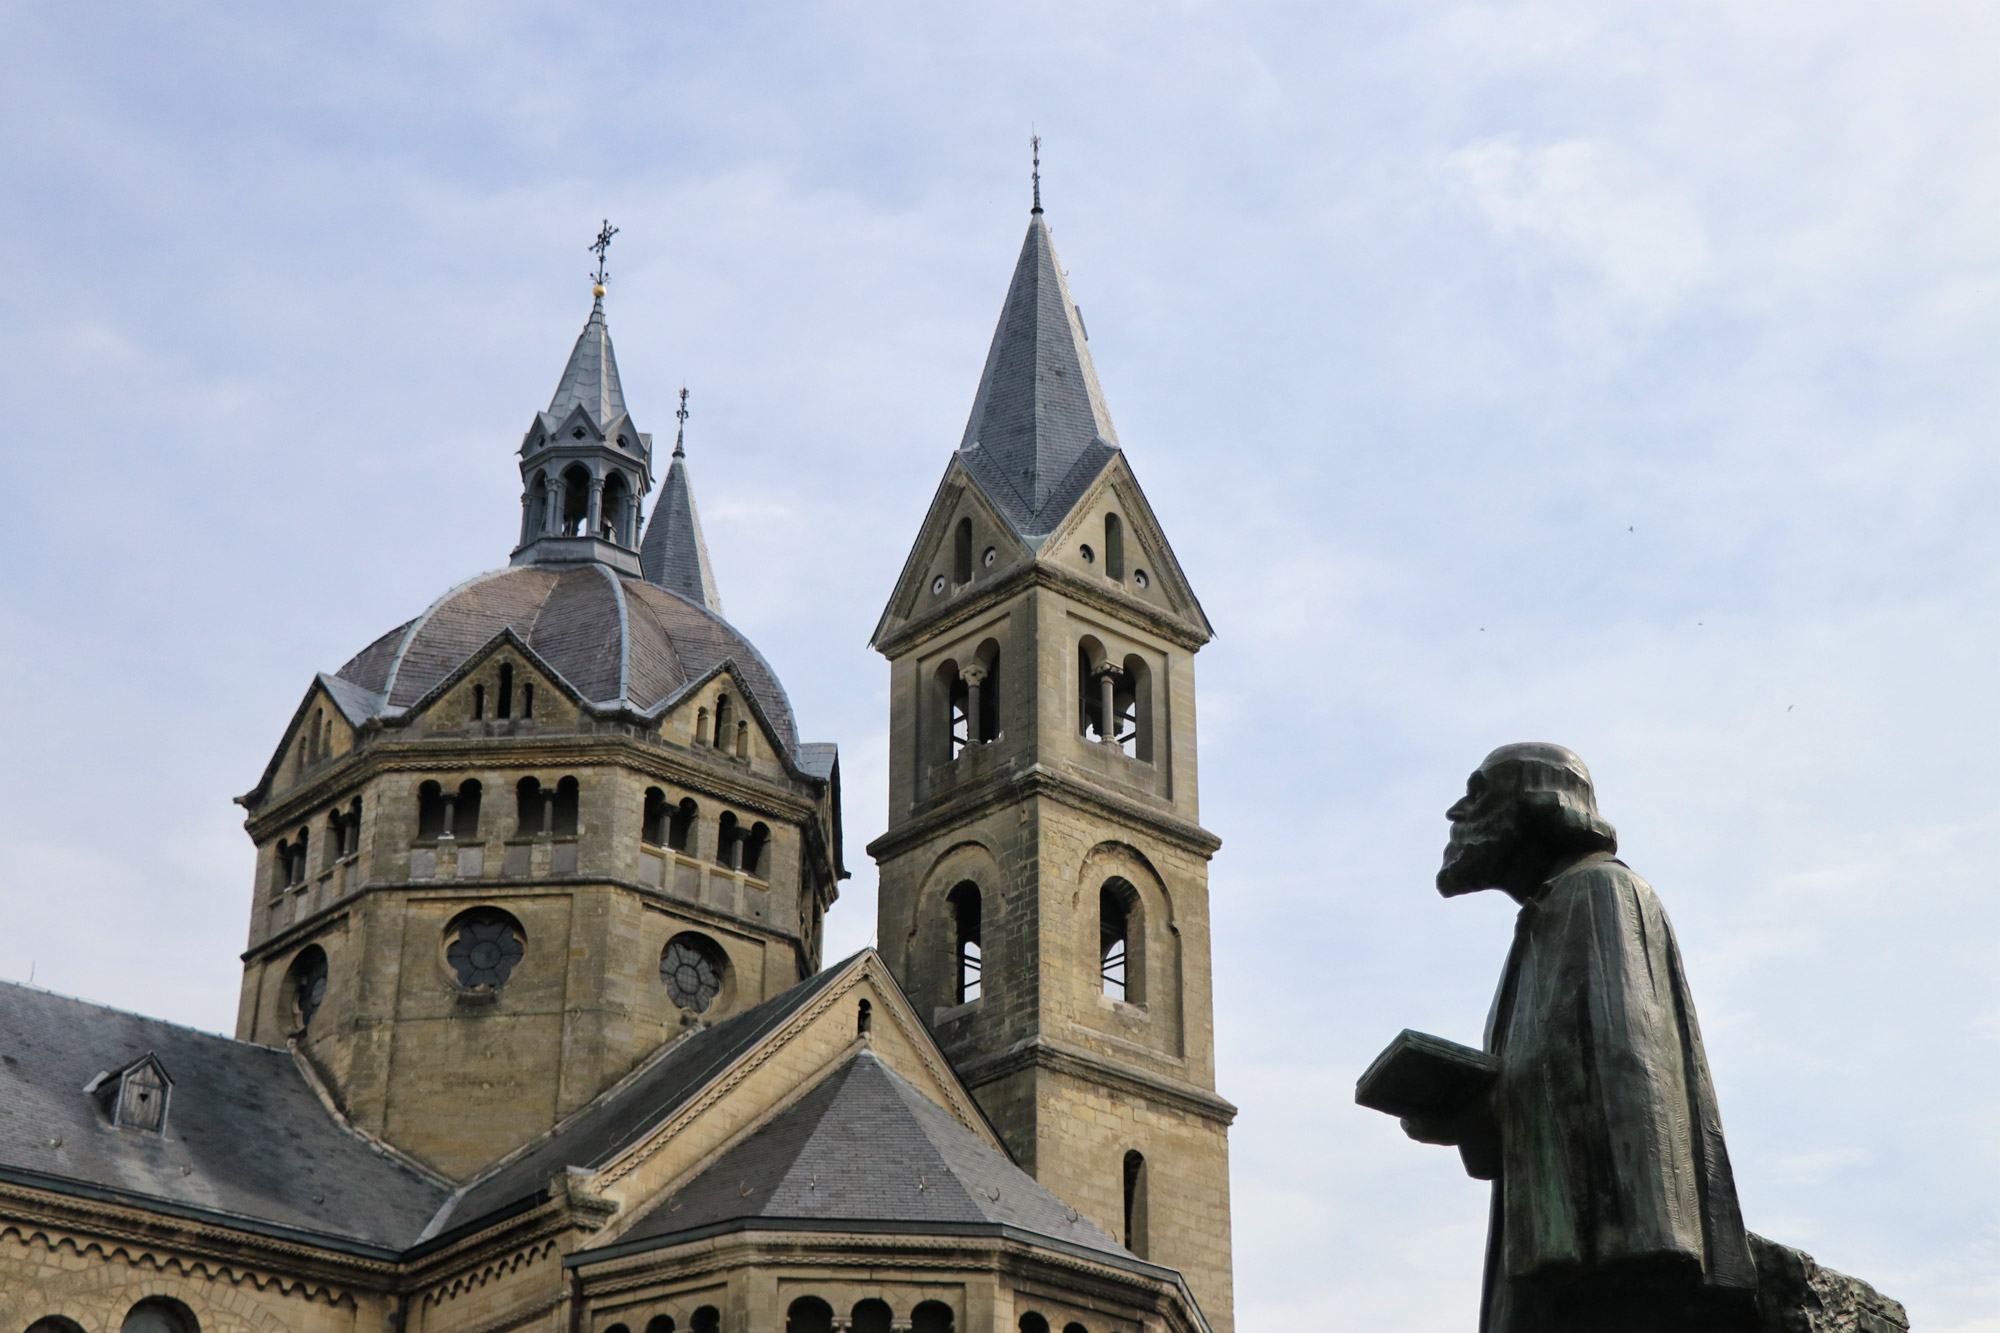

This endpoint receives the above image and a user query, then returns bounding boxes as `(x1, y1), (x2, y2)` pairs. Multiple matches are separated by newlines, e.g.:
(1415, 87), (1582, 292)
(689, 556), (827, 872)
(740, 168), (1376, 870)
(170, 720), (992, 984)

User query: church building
(0, 194), (1232, 1333)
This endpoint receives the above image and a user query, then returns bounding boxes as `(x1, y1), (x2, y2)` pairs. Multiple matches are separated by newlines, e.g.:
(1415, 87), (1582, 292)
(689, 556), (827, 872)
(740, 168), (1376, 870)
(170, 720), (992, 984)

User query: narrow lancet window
(949, 881), (982, 1003)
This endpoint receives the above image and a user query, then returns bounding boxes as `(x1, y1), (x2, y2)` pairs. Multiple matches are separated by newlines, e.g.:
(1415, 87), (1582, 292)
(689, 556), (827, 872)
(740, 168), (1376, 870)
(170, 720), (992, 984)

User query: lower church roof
(609, 1048), (1127, 1259)
(0, 982), (450, 1254)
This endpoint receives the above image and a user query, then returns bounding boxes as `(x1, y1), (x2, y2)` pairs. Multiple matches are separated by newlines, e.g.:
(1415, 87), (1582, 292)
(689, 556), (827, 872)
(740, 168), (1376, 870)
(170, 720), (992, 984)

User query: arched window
(785, 1300), (831, 1333)
(28, 1318), (88, 1333)
(324, 809), (344, 871)
(1100, 882), (1132, 1002)
(857, 997), (872, 1034)
(948, 881), (982, 1004)
(121, 1299), (198, 1333)
(716, 812), (742, 869)
(851, 1301), (892, 1333)
(1064, 1324), (1089, 1333)
(1018, 1315), (1050, 1333)
(668, 797), (697, 852)
(288, 944), (329, 1029)
(662, 932), (728, 1013)
(953, 515), (973, 584)
(525, 472), (549, 541)
(1123, 1149), (1149, 1255)
(1104, 512), (1125, 580)
(642, 787), (669, 846)
(601, 471), (630, 543)
(645, 1318), (677, 1333)
(290, 826), (310, 884)
(560, 463), (591, 536)
(736, 719), (749, 758)
(552, 776), (580, 836)
(696, 706), (710, 744)
(934, 659), (966, 761)
(347, 796), (363, 857)
(742, 822), (770, 878)
(911, 1302), (955, 1333)
(604, 1324), (630, 1333)
(516, 776), (545, 836)
(523, 682), (535, 718)
(691, 1308), (720, 1333)
(1077, 636), (1108, 740)
(1119, 653), (1152, 762)
(714, 694), (733, 749)
(453, 779), (482, 839)
(273, 839), (292, 893)
(498, 662), (515, 718)
(418, 781), (446, 839)
(473, 682), (486, 720)
(445, 907), (526, 989)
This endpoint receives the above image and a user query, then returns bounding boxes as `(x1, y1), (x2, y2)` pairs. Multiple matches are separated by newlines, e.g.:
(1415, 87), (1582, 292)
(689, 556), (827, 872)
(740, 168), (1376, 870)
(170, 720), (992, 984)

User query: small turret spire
(1031, 133), (1042, 214)
(674, 385), (690, 458)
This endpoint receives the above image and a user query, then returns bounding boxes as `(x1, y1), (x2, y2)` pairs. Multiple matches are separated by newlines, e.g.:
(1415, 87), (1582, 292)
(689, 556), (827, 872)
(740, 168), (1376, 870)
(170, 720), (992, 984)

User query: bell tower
(868, 194), (1235, 1331)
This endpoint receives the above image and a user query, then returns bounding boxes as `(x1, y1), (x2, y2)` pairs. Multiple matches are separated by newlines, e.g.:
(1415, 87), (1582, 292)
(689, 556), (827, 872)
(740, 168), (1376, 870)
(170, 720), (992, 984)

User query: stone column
(541, 791), (555, 836)
(1096, 664), (1124, 745)
(587, 476), (604, 539)
(439, 793), (457, 841)
(961, 662), (988, 745)
(546, 478), (566, 535)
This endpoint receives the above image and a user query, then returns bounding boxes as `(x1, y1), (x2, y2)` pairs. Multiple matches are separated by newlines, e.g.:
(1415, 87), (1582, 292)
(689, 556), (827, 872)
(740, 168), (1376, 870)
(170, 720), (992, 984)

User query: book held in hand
(1355, 1029), (1499, 1121)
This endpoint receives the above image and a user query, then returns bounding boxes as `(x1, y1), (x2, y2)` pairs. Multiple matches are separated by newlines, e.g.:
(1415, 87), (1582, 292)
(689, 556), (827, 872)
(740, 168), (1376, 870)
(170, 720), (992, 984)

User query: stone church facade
(0, 200), (1232, 1333)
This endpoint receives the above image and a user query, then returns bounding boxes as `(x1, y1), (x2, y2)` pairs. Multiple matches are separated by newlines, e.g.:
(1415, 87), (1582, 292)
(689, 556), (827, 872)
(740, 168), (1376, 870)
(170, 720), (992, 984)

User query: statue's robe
(1480, 852), (1757, 1332)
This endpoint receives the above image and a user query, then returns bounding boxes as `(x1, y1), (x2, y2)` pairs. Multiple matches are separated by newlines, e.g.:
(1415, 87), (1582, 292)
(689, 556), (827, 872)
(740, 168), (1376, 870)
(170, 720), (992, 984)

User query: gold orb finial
(592, 282), (607, 298)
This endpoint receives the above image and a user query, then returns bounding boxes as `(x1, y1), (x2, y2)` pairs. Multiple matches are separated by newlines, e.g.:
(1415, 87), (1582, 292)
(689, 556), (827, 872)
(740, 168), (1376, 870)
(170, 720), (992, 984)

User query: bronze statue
(1360, 743), (1759, 1332)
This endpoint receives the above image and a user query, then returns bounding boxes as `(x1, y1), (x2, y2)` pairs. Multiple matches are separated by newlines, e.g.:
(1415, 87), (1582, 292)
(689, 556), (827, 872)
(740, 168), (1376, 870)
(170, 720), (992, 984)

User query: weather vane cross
(674, 385), (690, 457)
(1031, 133), (1042, 213)
(590, 218), (619, 288)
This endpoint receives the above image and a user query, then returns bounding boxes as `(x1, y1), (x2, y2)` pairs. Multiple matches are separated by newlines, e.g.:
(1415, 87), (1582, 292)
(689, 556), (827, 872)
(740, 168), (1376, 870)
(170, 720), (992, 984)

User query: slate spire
(639, 387), (724, 614)
(544, 291), (629, 428)
(955, 208), (1120, 539)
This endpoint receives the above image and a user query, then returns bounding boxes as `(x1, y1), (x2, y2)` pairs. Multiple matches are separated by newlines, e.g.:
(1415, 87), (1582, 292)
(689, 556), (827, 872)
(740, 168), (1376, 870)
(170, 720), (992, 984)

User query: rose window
(661, 938), (722, 1013)
(448, 911), (525, 988)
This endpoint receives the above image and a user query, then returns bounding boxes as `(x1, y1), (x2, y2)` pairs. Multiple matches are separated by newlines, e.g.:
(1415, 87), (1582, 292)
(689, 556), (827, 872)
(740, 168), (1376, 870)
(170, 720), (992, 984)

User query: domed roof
(334, 564), (798, 755)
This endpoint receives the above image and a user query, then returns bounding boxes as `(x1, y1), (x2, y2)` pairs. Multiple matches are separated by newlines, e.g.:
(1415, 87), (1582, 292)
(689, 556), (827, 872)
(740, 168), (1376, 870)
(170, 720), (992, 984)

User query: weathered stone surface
(1752, 1234), (1911, 1333)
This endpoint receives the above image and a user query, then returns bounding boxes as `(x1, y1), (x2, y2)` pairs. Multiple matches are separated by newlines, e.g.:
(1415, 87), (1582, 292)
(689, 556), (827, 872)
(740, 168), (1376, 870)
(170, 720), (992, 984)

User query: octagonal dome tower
(234, 281), (844, 1179)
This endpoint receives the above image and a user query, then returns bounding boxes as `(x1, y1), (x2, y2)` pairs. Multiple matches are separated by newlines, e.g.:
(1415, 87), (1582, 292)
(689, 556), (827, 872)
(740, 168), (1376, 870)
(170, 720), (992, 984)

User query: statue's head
(1437, 742), (1617, 900)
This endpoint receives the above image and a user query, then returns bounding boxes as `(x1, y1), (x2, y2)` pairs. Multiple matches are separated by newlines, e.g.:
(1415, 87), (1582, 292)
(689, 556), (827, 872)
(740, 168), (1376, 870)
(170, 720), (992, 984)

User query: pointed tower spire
(639, 386), (725, 614)
(955, 199), (1120, 539)
(545, 290), (629, 428)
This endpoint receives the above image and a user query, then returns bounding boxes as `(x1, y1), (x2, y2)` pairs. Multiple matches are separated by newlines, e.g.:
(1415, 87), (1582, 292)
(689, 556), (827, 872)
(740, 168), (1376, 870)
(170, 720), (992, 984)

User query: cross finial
(589, 218), (620, 292)
(1031, 133), (1042, 214)
(674, 385), (690, 457)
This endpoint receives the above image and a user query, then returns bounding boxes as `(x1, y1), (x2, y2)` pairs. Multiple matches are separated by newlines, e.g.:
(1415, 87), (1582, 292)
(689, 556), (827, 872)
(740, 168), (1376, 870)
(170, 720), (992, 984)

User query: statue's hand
(1399, 1114), (1461, 1146)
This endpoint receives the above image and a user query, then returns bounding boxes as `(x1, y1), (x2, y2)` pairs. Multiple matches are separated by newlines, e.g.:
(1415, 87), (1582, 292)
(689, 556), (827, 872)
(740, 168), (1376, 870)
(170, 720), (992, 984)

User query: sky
(2, 2), (1997, 1328)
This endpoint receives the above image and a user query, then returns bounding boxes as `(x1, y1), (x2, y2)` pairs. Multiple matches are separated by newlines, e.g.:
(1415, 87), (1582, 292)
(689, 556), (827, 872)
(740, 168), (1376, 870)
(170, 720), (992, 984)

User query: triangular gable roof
(610, 1049), (1127, 1257)
(871, 454), (1035, 648)
(1038, 451), (1214, 641)
(430, 950), (986, 1242)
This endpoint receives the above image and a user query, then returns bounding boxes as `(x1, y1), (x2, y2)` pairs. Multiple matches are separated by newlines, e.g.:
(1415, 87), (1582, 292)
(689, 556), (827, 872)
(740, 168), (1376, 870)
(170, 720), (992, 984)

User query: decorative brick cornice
(949, 1037), (1237, 1125)
(866, 764), (1221, 863)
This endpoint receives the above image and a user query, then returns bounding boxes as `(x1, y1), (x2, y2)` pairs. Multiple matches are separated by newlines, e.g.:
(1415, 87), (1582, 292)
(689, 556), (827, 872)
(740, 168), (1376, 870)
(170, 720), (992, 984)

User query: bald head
(1437, 743), (1618, 900)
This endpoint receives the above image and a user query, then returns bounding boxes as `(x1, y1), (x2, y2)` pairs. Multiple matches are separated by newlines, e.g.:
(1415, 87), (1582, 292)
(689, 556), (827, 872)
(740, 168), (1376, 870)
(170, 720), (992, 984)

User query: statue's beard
(1437, 814), (1520, 896)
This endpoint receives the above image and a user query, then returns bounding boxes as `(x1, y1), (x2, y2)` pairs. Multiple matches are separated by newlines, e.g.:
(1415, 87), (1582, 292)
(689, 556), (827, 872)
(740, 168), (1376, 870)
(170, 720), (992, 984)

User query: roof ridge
(592, 563), (632, 705)
(0, 977), (273, 1053)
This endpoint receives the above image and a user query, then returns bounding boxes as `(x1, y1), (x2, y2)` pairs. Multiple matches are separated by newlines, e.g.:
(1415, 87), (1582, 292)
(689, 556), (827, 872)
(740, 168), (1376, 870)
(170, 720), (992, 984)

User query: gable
(255, 677), (365, 804)
(399, 631), (580, 734)
(872, 457), (1034, 649)
(575, 953), (999, 1243)
(656, 663), (792, 774)
(1039, 454), (1213, 641)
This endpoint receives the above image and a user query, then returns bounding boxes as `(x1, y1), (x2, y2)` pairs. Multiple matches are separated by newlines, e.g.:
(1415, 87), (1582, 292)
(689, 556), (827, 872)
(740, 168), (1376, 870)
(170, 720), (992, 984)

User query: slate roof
(546, 292), (628, 428)
(613, 1049), (1126, 1257)
(0, 982), (450, 1253)
(331, 565), (800, 756)
(431, 957), (856, 1239)
(640, 444), (725, 615)
(956, 213), (1121, 540)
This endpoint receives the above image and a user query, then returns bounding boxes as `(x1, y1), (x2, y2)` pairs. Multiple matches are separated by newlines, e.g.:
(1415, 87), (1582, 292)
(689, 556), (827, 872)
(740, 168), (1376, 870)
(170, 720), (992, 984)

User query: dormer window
(89, 1055), (171, 1134)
